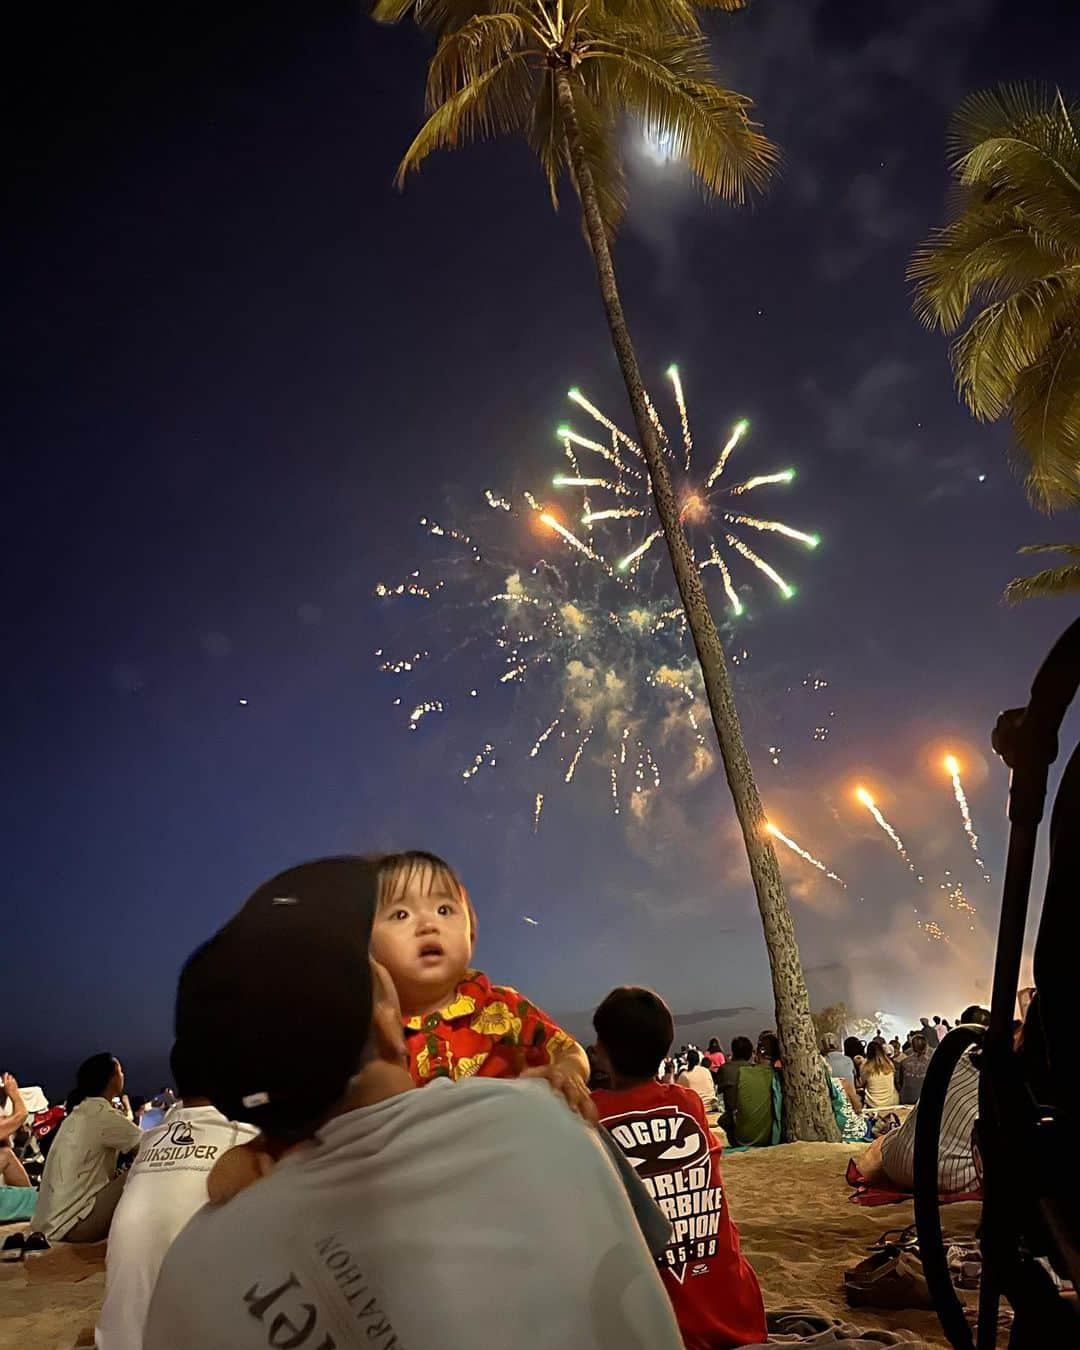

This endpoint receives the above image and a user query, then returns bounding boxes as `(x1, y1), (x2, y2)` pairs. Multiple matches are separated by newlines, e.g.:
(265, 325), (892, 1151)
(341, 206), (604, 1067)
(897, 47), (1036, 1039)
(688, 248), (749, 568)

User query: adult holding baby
(145, 856), (683, 1350)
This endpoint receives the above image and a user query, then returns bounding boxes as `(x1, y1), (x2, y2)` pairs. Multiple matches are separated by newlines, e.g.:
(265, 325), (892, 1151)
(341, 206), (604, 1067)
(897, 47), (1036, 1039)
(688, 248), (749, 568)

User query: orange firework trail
(766, 822), (847, 889)
(855, 787), (924, 882)
(944, 755), (992, 883)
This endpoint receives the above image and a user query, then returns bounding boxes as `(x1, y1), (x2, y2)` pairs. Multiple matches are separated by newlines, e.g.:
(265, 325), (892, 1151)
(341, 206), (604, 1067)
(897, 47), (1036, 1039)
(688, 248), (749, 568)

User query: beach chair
(913, 617), (1080, 1348)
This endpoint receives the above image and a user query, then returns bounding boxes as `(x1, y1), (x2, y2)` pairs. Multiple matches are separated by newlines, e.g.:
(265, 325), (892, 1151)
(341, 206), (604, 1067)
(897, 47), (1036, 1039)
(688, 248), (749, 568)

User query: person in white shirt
(144, 856), (683, 1350)
(30, 1053), (142, 1245)
(675, 1048), (717, 1110)
(95, 1042), (257, 1349)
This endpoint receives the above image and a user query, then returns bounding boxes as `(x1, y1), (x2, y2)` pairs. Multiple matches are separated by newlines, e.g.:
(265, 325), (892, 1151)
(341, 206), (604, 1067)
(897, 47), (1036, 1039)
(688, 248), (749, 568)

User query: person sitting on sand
(757, 1031), (781, 1068)
(820, 1052), (866, 1143)
(0, 1144), (36, 1230)
(94, 1042), (258, 1350)
(676, 1049), (717, 1112)
(843, 1036), (866, 1077)
(144, 857), (684, 1350)
(26, 1053), (141, 1251)
(0, 1074), (29, 1147)
(703, 1038), (726, 1071)
(858, 1039), (899, 1111)
(897, 1031), (932, 1105)
(822, 1035), (855, 1084)
(592, 987), (767, 1350)
(726, 1041), (779, 1148)
(370, 850), (595, 1119)
(859, 1006), (990, 1195)
(716, 1037), (754, 1140)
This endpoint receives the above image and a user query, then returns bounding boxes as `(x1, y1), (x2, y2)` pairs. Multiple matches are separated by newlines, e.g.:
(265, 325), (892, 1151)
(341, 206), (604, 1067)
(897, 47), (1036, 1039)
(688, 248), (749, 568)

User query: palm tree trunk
(553, 66), (837, 1142)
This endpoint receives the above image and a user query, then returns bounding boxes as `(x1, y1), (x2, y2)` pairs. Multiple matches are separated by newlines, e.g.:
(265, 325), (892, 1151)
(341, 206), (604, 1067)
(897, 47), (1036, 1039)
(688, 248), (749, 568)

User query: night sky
(9, 0), (1080, 1100)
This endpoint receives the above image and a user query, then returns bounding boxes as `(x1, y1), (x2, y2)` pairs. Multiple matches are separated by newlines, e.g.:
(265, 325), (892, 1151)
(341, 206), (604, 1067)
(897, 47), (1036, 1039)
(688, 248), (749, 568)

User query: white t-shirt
(2, 1084), (49, 1117)
(145, 1077), (683, 1350)
(95, 1102), (257, 1350)
(32, 1097), (143, 1240)
(676, 1064), (717, 1108)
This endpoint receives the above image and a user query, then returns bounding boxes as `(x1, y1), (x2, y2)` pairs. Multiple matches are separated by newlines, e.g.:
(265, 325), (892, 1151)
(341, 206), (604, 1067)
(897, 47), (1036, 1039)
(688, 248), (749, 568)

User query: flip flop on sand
(844, 1246), (934, 1311)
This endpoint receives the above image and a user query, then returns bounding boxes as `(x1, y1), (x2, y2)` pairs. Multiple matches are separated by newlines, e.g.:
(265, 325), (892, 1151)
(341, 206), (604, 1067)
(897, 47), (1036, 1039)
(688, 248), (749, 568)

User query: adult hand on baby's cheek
(520, 1063), (599, 1125)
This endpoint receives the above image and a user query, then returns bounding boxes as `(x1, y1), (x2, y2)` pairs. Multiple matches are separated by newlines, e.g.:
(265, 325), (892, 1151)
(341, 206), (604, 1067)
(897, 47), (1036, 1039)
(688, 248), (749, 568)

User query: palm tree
(373, 0), (837, 1139)
(909, 85), (1080, 511)
(1004, 542), (1080, 603)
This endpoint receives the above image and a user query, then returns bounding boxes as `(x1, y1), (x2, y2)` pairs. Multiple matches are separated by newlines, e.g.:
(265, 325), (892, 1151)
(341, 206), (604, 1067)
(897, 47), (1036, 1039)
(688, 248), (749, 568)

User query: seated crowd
(0, 850), (997, 1348)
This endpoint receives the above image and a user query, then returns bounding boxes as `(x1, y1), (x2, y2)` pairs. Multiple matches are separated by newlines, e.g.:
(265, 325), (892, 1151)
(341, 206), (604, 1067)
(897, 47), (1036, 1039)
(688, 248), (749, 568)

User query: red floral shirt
(402, 970), (579, 1084)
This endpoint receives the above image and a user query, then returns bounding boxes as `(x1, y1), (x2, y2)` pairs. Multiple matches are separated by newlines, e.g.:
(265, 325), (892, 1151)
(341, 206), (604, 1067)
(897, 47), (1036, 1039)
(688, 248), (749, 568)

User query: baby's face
(370, 866), (472, 1013)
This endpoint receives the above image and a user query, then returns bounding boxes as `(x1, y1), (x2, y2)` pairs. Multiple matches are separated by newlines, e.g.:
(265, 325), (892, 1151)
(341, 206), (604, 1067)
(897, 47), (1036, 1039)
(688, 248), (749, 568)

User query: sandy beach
(0, 1140), (980, 1349)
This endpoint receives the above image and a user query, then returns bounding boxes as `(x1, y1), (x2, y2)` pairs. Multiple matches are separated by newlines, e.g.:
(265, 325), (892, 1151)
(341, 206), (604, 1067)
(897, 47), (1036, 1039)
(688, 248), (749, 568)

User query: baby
(208, 850), (594, 1202)
(370, 850), (594, 1118)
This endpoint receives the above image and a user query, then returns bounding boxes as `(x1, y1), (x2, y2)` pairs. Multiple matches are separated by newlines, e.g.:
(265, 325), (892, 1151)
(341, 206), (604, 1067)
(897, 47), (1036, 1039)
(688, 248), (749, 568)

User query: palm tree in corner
(909, 84), (1080, 604)
(373, 0), (838, 1140)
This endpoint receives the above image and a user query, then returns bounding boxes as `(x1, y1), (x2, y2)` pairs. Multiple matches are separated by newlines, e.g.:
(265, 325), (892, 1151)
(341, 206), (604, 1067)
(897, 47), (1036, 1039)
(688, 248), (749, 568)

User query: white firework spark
(376, 363), (819, 832)
(944, 755), (992, 883)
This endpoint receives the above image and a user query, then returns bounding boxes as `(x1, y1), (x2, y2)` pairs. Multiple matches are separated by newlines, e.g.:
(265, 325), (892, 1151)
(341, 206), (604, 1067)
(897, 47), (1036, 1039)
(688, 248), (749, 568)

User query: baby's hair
(376, 850), (476, 942)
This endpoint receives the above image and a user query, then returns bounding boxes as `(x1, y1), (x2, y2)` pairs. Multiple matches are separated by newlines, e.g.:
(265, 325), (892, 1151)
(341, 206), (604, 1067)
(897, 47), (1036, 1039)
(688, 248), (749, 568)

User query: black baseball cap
(174, 856), (379, 1137)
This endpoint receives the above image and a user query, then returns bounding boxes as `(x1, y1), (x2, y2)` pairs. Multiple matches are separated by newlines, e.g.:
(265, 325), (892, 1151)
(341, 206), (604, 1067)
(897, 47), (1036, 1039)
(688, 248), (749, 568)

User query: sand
(724, 1142), (981, 1345)
(0, 1141), (980, 1349)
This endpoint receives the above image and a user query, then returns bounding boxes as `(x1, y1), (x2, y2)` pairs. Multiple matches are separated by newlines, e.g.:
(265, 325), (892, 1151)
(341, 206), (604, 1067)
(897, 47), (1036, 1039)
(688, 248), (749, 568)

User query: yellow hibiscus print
(404, 992), (476, 1032)
(415, 1045), (453, 1081)
(548, 1029), (577, 1058)
(454, 1053), (489, 1079)
(469, 1001), (522, 1039)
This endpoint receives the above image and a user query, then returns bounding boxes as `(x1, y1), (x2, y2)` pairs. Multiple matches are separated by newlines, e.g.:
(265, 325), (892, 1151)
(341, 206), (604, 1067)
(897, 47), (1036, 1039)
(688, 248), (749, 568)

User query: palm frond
(602, 0), (740, 30)
(1017, 541), (1080, 556)
(527, 67), (563, 211)
(955, 151), (1080, 253)
(1011, 327), (1080, 508)
(396, 53), (535, 184)
(376, 0), (534, 35)
(1004, 554), (1080, 604)
(950, 84), (1075, 159)
(909, 209), (1074, 332)
(566, 83), (628, 236)
(426, 13), (537, 109)
(371, 0), (419, 23)
(590, 30), (778, 202)
(947, 273), (1080, 421)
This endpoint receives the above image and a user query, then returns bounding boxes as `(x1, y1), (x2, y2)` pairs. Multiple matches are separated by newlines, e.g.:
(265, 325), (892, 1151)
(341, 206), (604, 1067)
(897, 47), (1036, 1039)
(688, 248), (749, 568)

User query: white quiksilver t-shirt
(95, 1102), (257, 1350)
(145, 1077), (682, 1350)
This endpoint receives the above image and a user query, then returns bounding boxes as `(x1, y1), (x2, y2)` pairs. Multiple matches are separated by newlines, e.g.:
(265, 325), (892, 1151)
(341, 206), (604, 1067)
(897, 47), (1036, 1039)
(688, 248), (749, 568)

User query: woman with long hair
(859, 1039), (900, 1110)
(29, 1053), (141, 1247)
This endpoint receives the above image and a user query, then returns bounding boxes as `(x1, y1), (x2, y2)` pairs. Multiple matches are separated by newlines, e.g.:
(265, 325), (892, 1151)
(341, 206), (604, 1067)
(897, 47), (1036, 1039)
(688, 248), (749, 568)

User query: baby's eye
(391, 908), (409, 922)
(438, 903), (455, 917)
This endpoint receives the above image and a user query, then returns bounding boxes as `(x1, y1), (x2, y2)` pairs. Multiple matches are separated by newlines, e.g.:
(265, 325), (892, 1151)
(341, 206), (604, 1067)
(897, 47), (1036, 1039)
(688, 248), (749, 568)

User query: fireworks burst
(375, 365), (819, 827)
(560, 367), (819, 608)
(854, 787), (925, 882)
(940, 872), (978, 932)
(943, 754), (992, 883)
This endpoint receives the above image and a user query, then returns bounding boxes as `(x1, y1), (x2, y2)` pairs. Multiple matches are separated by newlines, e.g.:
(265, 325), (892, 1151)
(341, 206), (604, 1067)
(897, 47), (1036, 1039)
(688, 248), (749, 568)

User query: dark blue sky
(8, 0), (1079, 1098)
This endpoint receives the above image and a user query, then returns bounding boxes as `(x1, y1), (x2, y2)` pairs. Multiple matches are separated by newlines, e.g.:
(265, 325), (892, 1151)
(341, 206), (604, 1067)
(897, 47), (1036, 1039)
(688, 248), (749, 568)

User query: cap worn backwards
(174, 856), (379, 1138)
